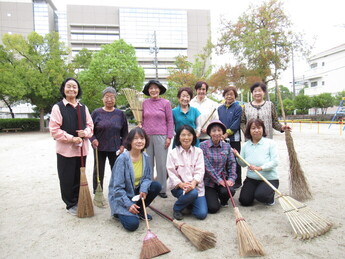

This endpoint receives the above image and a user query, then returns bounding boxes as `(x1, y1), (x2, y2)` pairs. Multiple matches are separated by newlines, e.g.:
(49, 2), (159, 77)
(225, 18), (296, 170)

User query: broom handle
(77, 104), (84, 167)
(201, 108), (217, 129)
(149, 205), (174, 222)
(95, 147), (100, 183)
(233, 151), (283, 196)
(275, 78), (287, 125)
(141, 198), (151, 230)
(221, 173), (237, 208)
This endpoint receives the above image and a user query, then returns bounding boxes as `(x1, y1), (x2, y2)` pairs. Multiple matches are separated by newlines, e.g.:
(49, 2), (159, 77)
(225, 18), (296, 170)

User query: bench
(1, 128), (23, 133)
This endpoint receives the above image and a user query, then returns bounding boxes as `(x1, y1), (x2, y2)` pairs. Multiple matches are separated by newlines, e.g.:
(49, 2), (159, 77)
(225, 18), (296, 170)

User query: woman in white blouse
(166, 125), (207, 221)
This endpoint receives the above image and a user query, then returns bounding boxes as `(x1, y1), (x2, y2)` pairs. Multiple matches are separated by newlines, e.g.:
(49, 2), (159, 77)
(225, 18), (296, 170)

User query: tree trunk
(40, 108), (45, 132)
(1, 97), (15, 118)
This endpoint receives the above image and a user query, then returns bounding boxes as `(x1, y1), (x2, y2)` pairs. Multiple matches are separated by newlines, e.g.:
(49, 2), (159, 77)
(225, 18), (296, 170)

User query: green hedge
(0, 118), (40, 132)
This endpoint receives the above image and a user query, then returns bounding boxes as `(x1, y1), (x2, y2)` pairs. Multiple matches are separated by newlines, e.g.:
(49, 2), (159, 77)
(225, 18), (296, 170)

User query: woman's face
(252, 87), (265, 102)
(178, 91), (191, 107)
(196, 84), (207, 100)
(250, 123), (263, 141)
(102, 93), (116, 108)
(64, 80), (78, 100)
(131, 133), (146, 151)
(224, 90), (236, 105)
(210, 126), (223, 144)
(179, 129), (193, 149)
(148, 84), (160, 98)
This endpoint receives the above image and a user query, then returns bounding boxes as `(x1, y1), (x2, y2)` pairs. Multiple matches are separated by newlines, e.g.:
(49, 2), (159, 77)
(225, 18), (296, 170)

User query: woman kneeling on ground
(166, 125), (207, 221)
(200, 120), (237, 214)
(108, 127), (162, 231)
(233, 118), (279, 206)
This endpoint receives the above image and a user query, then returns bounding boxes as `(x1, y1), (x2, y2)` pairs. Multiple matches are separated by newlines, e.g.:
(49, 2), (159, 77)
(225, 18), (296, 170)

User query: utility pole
(149, 31), (159, 79)
(291, 48), (296, 98)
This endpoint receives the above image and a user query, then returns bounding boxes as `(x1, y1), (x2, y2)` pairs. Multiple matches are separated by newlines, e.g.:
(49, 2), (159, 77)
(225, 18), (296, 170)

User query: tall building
(295, 44), (345, 96)
(66, 5), (211, 81)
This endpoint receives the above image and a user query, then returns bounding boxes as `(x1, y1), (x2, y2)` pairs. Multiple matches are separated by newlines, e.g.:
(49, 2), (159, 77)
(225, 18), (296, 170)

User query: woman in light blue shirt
(235, 118), (279, 206)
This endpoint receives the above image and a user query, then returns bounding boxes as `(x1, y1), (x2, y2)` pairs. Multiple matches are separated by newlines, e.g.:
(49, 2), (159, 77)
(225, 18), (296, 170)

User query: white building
(295, 44), (345, 96)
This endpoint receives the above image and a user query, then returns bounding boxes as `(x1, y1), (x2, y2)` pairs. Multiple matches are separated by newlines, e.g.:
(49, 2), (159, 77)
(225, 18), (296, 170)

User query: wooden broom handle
(77, 104), (84, 167)
(201, 108), (217, 129)
(149, 205), (173, 222)
(141, 198), (150, 230)
(221, 172), (236, 208)
(95, 147), (100, 183)
(275, 78), (287, 125)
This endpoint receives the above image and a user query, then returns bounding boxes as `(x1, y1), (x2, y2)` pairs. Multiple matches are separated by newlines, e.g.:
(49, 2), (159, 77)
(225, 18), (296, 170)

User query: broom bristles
(140, 230), (170, 259)
(122, 88), (144, 124)
(93, 183), (107, 208)
(77, 167), (94, 218)
(285, 131), (312, 201)
(278, 195), (332, 240)
(234, 207), (265, 257)
(172, 219), (216, 251)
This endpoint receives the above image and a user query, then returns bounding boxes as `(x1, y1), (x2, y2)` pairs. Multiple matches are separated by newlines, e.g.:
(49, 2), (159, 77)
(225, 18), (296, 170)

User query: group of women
(50, 78), (290, 231)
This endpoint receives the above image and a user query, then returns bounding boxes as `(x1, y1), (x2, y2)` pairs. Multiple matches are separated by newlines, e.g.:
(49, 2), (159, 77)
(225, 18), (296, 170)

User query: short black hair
(174, 125), (197, 147)
(250, 82), (267, 93)
(177, 87), (193, 99)
(223, 86), (238, 98)
(244, 118), (267, 140)
(60, 77), (82, 98)
(194, 81), (209, 92)
(124, 127), (150, 151)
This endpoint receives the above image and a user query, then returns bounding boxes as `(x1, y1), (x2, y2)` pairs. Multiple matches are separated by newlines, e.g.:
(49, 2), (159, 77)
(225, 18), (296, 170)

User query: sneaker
(221, 201), (229, 208)
(265, 200), (275, 206)
(67, 205), (77, 216)
(233, 183), (242, 190)
(158, 193), (168, 198)
(138, 211), (152, 221)
(173, 210), (184, 221)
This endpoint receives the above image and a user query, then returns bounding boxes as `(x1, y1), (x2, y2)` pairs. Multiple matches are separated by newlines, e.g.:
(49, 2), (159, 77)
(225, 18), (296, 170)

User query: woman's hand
(226, 180), (234, 187)
(231, 148), (239, 156)
(76, 130), (86, 138)
(128, 204), (140, 214)
(201, 128), (207, 134)
(222, 133), (228, 140)
(178, 182), (194, 194)
(282, 125), (291, 132)
(118, 145), (125, 154)
(164, 138), (171, 149)
(249, 165), (262, 171)
(72, 136), (82, 144)
(91, 139), (99, 149)
(139, 192), (147, 200)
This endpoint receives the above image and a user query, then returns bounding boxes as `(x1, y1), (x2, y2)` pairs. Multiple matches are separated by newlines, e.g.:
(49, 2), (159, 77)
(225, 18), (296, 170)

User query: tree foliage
(311, 93), (335, 115)
(217, 0), (309, 84)
(1, 32), (72, 130)
(78, 39), (145, 112)
(294, 94), (312, 114)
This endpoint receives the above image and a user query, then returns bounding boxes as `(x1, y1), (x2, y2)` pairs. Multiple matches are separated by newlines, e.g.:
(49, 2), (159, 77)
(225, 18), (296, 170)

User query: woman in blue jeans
(108, 127), (161, 231)
(166, 125), (207, 221)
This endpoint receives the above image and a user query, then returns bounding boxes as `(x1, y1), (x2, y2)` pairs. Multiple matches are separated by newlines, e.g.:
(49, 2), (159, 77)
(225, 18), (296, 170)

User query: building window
(310, 63), (317, 69)
(322, 81), (325, 86)
(322, 62), (325, 66)
(311, 81), (318, 87)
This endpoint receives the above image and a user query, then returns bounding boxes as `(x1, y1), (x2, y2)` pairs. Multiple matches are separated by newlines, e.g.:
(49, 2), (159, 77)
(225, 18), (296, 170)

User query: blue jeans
(118, 181), (162, 231)
(171, 188), (207, 220)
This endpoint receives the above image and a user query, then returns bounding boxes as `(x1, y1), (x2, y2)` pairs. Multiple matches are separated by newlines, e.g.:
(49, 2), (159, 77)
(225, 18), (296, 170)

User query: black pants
(229, 141), (242, 186)
(93, 150), (117, 193)
(57, 154), (86, 209)
(205, 185), (236, 213)
(134, 181), (162, 213)
(239, 177), (279, 206)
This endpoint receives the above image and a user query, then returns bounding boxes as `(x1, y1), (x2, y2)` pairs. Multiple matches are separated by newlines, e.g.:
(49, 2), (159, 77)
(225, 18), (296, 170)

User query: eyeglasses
(103, 96), (115, 100)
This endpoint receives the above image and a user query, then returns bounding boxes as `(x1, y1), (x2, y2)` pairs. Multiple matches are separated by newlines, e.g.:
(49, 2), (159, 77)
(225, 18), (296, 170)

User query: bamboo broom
(149, 205), (216, 251)
(122, 88), (144, 125)
(275, 79), (312, 201)
(140, 198), (170, 259)
(93, 148), (107, 208)
(233, 151), (332, 240)
(221, 173), (265, 257)
(76, 104), (94, 218)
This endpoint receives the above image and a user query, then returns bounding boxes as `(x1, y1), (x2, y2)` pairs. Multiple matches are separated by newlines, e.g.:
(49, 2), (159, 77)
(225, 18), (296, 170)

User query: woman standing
(108, 128), (162, 231)
(90, 87), (128, 194)
(200, 120), (237, 214)
(142, 80), (174, 198)
(235, 118), (279, 206)
(49, 78), (94, 216)
(172, 87), (201, 147)
(241, 82), (290, 139)
(167, 125), (207, 221)
(218, 86), (242, 189)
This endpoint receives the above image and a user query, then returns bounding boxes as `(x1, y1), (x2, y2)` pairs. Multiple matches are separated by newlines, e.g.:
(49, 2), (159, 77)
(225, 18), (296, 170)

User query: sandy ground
(1, 123), (345, 259)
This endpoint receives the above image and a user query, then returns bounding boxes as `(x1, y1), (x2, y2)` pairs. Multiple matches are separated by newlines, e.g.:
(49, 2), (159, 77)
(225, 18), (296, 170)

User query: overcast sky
(52, 0), (345, 86)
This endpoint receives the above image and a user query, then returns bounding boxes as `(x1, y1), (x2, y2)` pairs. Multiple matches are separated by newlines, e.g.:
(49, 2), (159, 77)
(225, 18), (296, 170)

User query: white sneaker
(67, 205), (77, 216)
(265, 201), (275, 206)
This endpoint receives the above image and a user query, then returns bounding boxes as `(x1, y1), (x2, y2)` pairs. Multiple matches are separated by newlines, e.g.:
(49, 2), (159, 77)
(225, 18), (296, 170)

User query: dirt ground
(1, 123), (344, 259)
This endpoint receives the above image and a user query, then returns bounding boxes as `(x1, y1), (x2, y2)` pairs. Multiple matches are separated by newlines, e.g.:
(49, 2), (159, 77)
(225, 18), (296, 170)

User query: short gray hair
(102, 87), (117, 97)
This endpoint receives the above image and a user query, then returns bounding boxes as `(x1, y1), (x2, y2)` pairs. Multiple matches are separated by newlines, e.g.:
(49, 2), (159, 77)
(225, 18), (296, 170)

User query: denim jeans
(171, 188), (207, 220)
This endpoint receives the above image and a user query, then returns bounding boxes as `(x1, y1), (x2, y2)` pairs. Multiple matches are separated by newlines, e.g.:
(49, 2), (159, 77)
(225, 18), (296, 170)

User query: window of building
(322, 81), (325, 86)
(322, 62), (325, 66)
(311, 81), (318, 87)
(310, 63), (317, 69)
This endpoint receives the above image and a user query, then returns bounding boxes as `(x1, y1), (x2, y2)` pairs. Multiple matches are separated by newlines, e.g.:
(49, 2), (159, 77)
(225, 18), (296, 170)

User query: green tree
(217, 0), (309, 85)
(311, 93), (335, 115)
(78, 39), (144, 112)
(71, 48), (93, 72)
(2, 32), (72, 130)
(280, 98), (295, 115)
(192, 38), (213, 79)
(334, 90), (345, 105)
(294, 94), (312, 114)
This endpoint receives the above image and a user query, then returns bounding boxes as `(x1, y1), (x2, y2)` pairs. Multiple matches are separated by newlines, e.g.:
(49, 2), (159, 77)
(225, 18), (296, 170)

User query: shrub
(0, 118), (40, 132)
